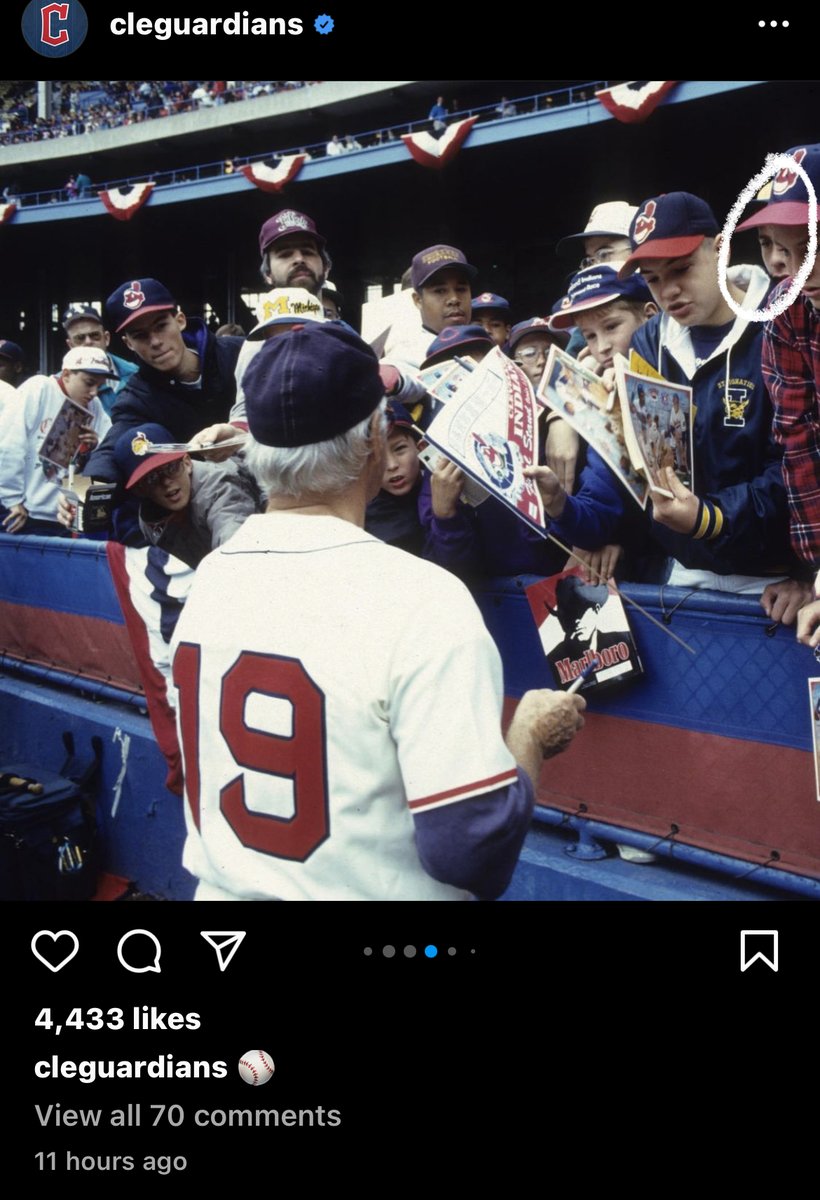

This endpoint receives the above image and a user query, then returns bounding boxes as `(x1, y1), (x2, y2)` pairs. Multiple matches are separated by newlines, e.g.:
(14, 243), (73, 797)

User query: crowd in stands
(0, 81), (319, 147)
(0, 83), (607, 212)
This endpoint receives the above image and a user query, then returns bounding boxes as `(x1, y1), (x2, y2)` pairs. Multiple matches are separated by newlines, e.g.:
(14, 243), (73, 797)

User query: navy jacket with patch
(629, 265), (793, 575)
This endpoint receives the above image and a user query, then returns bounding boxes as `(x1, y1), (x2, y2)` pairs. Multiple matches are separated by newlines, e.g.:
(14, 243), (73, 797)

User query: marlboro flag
(99, 181), (155, 221)
(596, 81), (678, 124)
(240, 155), (307, 193)
(401, 115), (478, 170)
(424, 345), (545, 535)
(0, 202), (16, 225)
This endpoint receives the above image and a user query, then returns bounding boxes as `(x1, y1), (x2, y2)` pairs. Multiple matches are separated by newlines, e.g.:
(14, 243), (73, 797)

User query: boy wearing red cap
(735, 145), (820, 640)
(621, 191), (801, 609)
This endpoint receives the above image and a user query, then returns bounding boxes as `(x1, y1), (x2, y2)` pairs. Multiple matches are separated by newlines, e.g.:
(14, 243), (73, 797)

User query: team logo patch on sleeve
(633, 200), (657, 245)
(123, 282), (146, 311)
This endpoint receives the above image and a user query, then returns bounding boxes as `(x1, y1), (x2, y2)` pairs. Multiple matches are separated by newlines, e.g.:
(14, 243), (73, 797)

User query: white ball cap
(248, 287), (326, 340)
(581, 201), (639, 239)
(557, 201), (639, 257)
(62, 346), (119, 377)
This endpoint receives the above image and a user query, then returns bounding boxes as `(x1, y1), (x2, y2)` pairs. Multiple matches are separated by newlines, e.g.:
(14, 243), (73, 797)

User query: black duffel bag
(0, 733), (103, 901)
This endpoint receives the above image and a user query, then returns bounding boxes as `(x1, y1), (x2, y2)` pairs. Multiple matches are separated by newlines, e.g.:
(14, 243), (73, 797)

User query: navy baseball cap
(411, 245), (478, 290)
(619, 193), (719, 277)
(471, 292), (511, 313)
(508, 317), (567, 354)
(385, 399), (416, 433)
(0, 338), (24, 363)
(736, 144), (820, 230)
(244, 324), (384, 448)
(550, 266), (653, 329)
(106, 279), (177, 333)
(62, 304), (104, 330)
(258, 209), (326, 256)
(113, 423), (182, 490)
(421, 323), (495, 367)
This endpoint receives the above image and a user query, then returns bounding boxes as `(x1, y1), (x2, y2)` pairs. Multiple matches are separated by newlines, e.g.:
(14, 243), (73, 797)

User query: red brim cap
(550, 291), (625, 330)
(736, 201), (813, 231)
(126, 451), (186, 490)
(619, 235), (707, 278)
(116, 304), (176, 333)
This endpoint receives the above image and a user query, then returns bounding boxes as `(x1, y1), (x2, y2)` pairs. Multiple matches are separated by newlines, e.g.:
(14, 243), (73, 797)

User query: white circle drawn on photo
(718, 151), (818, 322)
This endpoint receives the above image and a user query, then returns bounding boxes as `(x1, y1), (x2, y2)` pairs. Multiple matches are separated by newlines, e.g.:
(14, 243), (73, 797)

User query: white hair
(245, 401), (387, 499)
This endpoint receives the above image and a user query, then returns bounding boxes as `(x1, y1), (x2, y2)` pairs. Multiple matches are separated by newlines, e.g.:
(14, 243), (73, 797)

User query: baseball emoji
(238, 1049), (275, 1086)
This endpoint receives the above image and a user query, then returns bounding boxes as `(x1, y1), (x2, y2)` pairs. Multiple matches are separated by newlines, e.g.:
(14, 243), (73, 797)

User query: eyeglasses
(137, 458), (185, 490)
(514, 347), (549, 364)
(579, 247), (621, 269)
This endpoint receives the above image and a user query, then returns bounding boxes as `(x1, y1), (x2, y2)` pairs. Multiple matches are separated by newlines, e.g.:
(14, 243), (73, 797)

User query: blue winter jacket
(629, 265), (793, 575)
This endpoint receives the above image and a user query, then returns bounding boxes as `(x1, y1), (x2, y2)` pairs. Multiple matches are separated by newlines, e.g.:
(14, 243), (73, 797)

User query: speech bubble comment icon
(117, 928), (162, 974)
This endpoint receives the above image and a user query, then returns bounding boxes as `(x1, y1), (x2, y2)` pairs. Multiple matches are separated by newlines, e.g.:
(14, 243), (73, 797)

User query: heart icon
(31, 930), (80, 973)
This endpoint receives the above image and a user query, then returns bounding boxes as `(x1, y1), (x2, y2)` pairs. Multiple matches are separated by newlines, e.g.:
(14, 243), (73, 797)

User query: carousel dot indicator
(382, 945), (396, 958)
(403, 945), (417, 958)
(424, 944), (438, 958)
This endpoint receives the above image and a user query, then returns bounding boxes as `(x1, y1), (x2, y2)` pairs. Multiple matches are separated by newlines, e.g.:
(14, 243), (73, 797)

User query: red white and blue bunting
(596, 81), (679, 125)
(401, 116), (479, 170)
(240, 155), (307, 193)
(98, 181), (156, 221)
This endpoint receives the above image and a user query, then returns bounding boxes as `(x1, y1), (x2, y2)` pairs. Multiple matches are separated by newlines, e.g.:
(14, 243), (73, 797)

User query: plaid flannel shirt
(763, 287), (820, 568)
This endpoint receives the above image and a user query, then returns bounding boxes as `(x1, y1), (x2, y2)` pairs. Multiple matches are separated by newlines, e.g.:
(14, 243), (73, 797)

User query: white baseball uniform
(171, 512), (527, 901)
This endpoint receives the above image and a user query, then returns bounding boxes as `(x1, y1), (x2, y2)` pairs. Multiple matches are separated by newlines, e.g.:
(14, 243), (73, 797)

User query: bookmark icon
(740, 929), (778, 973)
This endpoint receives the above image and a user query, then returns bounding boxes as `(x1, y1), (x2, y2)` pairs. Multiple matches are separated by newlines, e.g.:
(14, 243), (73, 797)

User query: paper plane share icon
(201, 931), (247, 972)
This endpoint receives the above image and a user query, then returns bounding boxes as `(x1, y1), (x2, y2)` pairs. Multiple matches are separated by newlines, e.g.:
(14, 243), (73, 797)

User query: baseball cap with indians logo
(618, 193), (719, 278)
(106, 279), (177, 332)
(736, 144), (820, 230)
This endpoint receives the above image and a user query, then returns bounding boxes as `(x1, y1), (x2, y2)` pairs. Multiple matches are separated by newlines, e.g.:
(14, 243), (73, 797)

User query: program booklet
(38, 398), (96, 471)
(614, 356), (694, 492)
(525, 566), (644, 694)
(538, 345), (650, 509)
(423, 345), (545, 535)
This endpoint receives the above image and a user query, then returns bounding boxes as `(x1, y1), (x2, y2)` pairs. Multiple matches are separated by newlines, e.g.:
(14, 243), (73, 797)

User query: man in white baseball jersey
(171, 323), (585, 901)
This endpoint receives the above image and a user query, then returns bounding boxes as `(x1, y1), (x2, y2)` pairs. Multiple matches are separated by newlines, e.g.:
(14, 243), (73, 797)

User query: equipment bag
(0, 732), (103, 901)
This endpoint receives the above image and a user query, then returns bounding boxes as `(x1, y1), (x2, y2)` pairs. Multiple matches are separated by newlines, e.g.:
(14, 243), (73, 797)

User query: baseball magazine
(614, 356), (694, 491)
(526, 567), (644, 694)
(37, 397), (96, 471)
(538, 345), (650, 509)
(422, 345), (546, 535)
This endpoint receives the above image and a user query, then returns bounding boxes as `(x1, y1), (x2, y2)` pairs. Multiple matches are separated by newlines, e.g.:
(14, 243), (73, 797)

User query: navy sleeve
(550, 448), (626, 550)
(413, 768), (535, 900)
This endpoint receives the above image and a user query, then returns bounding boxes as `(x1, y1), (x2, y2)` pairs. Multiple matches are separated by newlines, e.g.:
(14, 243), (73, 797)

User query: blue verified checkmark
(314, 13), (334, 33)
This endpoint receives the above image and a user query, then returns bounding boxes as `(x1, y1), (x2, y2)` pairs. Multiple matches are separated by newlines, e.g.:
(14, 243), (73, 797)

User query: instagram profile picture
(22, 0), (89, 57)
